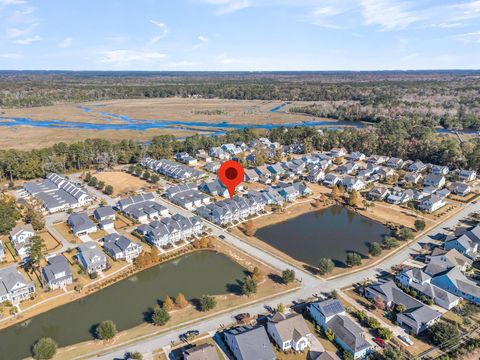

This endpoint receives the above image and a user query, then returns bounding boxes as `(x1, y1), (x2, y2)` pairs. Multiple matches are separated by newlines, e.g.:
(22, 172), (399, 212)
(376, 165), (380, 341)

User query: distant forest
(1, 121), (479, 181)
(1, 70), (479, 130)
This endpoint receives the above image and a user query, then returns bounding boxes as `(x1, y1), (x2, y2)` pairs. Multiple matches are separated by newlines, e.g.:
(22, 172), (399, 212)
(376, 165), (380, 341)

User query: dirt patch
(38, 230), (61, 252)
(94, 171), (153, 196)
(53, 222), (80, 244)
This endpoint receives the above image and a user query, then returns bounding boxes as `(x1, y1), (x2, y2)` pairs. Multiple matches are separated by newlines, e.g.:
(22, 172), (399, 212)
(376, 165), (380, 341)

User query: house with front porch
(67, 213), (97, 236)
(42, 255), (73, 290)
(267, 312), (312, 352)
(9, 223), (35, 259)
(77, 242), (107, 274)
(102, 234), (142, 262)
(308, 299), (370, 359)
(0, 267), (35, 303)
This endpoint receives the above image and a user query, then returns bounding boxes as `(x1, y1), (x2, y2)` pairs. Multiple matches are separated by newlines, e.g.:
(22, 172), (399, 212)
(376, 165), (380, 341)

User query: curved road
(84, 197), (480, 360)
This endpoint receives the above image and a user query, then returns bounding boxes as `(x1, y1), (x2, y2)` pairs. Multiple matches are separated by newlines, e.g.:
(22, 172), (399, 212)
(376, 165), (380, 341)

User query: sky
(0, 0), (479, 71)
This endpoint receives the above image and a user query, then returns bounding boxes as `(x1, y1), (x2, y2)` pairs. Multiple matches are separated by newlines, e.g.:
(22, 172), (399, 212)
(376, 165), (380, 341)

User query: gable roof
(225, 325), (275, 360)
(327, 314), (370, 353)
(268, 312), (311, 343)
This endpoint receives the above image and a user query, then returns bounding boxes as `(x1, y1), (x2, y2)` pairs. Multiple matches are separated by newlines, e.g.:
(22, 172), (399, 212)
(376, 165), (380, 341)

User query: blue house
(444, 234), (478, 260)
(308, 299), (371, 359)
(431, 267), (480, 305)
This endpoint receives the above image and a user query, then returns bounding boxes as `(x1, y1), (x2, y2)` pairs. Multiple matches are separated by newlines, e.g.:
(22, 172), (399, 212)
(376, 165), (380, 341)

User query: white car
(398, 335), (414, 346)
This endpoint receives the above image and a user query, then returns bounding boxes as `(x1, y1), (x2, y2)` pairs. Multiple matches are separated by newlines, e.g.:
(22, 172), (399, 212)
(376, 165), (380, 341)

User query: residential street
(85, 198), (480, 360)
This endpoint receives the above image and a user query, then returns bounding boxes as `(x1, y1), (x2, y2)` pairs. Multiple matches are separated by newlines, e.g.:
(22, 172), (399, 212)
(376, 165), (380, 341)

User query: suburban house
(0, 267), (35, 303)
(77, 242), (107, 274)
(93, 206), (116, 222)
(459, 169), (477, 182)
(364, 280), (442, 334)
(142, 158), (205, 181)
(165, 183), (210, 210)
(22, 172), (92, 213)
(204, 161), (221, 173)
(266, 312), (312, 352)
(368, 186), (390, 201)
(138, 214), (203, 248)
(308, 299), (370, 359)
(196, 196), (265, 226)
(409, 161), (427, 173)
(377, 167), (396, 180)
(323, 174), (342, 187)
(93, 206), (116, 230)
(450, 182), (471, 196)
(418, 194), (447, 213)
(396, 268), (461, 310)
(404, 172), (423, 185)
(118, 192), (168, 222)
(183, 343), (219, 360)
(336, 162), (358, 175)
(431, 165), (449, 175)
(9, 223), (35, 259)
(444, 234), (478, 259)
(199, 179), (229, 198)
(347, 151), (366, 161)
(431, 267), (480, 305)
(386, 188), (414, 205)
(224, 325), (275, 360)
(367, 155), (388, 165)
(343, 176), (366, 192)
(208, 147), (230, 160)
(176, 152), (198, 165)
(423, 174), (446, 189)
(195, 149), (212, 163)
(307, 168), (326, 183)
(308, 351), (342, 360)
(102, 234), (142, 262)
(386, 157), (404, 169)
(244, 169), (260, 183)
(427, 248), (473, 273)
(67, 212), (97, 236)
(329, 148), (347, 157)
(41, 255), (73, 290)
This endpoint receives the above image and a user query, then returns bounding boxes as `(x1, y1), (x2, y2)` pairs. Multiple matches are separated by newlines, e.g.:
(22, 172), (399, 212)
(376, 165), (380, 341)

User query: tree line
(0, 118), (479, 182)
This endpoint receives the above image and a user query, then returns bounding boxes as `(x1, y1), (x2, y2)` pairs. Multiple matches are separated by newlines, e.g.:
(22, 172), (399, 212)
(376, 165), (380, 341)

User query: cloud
(58, 37), (73, 48)
(193, 35), (209, 49)
(100, 50), (167, 66)
(6, 22), (37, 38)
(360, 0), (421, 31)
(13, 34), (41, 44)
(149, 20), (168, 44)
(0, 53), (22, 59)
(204, 0), (251, 15)
(0, 0), (26, 6)
(453, 31), (480, 44)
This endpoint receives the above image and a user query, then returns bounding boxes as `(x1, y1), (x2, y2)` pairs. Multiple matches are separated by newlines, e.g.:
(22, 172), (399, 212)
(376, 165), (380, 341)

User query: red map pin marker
(218, 160), (245, 199)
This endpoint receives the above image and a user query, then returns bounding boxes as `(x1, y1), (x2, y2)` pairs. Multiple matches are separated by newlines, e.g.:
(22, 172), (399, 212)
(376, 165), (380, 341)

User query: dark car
(219, 234), (226, 239)
(179, 330), (200, 341)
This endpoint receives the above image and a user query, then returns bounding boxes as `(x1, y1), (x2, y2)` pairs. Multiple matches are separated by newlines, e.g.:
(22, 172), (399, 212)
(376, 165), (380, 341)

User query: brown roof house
(266, 312), (312, 352)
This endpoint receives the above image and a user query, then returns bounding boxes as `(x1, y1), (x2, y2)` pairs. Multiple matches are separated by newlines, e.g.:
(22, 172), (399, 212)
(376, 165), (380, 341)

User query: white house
(419, 195), (446, 213)
(0, 267), (35, 303)
(459, 169), (476, 182)
(266, 312), (312, 352)
(42, 255), (73, 290)
(9, 224), (35, 259)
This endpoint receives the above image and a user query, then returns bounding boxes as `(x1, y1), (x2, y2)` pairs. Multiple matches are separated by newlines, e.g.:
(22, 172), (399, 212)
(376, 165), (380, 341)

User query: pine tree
(163, 296), (174, 311)
(175, 293), (189, 308)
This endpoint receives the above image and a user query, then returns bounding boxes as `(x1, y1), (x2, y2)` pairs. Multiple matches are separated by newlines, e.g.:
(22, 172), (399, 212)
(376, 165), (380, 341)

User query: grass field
(94, 171), (153, 196)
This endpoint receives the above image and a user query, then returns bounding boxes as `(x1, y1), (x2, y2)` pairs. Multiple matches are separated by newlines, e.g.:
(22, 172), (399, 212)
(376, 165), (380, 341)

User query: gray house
(77, 241), (107, 274)
(0, 242), (5, 262)
(42, 255), (73, 290)
(67, 213), (97, 236)
(183, 343), (219, 360)
(102, 234), (142, 262)
(93, 206), (116, 222)
(224, 325), (275, 360)
(0, 267), (35, 303)
(365, 280), (442, 334)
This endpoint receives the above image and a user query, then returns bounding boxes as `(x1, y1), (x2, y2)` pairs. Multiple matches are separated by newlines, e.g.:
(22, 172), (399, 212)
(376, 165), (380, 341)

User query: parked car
(219, 235), (225, 239)
(398, 335), (414, 346)
(179, 330), (200, 341)
(235, 313), (252, 324)
(373, 337), (386, 348)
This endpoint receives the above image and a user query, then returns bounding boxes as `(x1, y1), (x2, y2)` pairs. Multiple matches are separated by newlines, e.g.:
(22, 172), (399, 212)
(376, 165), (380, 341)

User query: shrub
(318, 258), (335, 275)
(282, 269), (295, 284)
(95, 320), (117, 340)
(346, 252), (362, 267)
(199, 295), (217, 312)
(32, 337), (57, 360)
(151, 307), (170, 326)
(368, 243), (382, 257)
(414, 219), (426, 231)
